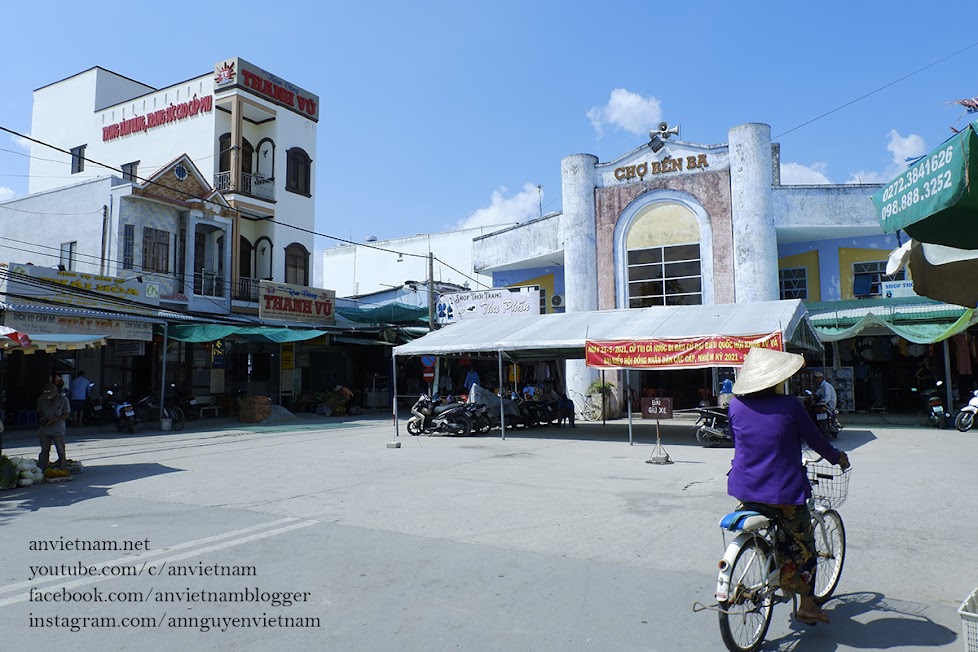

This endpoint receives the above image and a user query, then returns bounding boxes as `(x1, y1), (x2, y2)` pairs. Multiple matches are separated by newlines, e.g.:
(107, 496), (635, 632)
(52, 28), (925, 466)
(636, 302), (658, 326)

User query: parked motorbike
(803, 390), (842, 438)
(955, 389), (978, 432)
(407, 394), (469, 435)
(911, 380), (949, 429)
(177, 386), (198, 420)
(104, 389), (136, 434)
(691, 405), (732, 447)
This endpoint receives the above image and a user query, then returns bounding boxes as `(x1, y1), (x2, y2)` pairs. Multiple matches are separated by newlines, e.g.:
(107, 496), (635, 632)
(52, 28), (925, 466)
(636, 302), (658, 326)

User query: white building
(0, 58), (328, 418)
(322, 225), (517, 299)
(24, 57), (319, 301)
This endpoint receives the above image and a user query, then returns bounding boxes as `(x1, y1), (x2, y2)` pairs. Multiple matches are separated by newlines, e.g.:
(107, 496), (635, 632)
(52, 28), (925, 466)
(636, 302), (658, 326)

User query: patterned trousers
(738, 501), (816, 596)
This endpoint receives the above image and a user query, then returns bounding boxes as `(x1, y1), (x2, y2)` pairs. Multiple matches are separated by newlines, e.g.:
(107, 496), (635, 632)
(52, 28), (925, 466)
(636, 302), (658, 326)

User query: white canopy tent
(391, 299), (822, 441)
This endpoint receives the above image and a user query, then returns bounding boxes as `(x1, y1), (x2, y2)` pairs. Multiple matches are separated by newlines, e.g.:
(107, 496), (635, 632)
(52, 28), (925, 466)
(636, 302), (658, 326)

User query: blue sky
(2, 0), (977, 253)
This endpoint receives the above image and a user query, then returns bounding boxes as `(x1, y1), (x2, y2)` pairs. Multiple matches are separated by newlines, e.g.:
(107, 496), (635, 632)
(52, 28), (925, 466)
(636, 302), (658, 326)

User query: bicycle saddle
(719, 510), (770, 532)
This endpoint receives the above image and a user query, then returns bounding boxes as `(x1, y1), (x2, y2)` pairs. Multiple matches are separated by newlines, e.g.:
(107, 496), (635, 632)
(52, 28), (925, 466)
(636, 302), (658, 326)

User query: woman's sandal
(795, 611), (831, 626)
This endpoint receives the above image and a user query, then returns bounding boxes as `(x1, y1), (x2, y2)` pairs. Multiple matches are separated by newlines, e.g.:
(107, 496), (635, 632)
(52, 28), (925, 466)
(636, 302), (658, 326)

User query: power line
(774, 39), (978, 140)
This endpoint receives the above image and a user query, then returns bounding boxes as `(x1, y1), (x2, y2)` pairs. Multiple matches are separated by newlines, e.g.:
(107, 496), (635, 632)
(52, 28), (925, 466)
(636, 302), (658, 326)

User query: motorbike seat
(719, 511), (770, 532)
(432, 404), (454, 416)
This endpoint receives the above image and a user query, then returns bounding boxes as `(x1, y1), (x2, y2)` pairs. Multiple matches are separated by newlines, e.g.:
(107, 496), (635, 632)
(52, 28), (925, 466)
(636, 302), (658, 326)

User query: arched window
(219, 134), (254, 174)
(286, 148), (311, 196)
(254, 236), (273, 280)
(624, 203), (702, 307)
(239, 235), (253, 278)
(285, 243), (310, 286)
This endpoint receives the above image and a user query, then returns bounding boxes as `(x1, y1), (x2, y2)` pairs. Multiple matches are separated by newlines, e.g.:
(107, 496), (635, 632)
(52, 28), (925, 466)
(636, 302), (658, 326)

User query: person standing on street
(70, 370), (91, 426)
(37, 383), (70, 470)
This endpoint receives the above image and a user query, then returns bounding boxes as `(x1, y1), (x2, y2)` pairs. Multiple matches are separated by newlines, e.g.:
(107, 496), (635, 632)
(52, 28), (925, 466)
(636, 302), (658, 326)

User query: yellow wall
(511, 273), (556, 313)
(838, 248), (892, 300)
(778, 250), (821, 302)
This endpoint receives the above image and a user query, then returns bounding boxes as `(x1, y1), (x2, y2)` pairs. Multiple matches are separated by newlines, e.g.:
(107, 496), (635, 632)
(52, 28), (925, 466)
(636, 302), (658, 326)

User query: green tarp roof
(806, 297), (977, 344)
(166, 324), (329, 343)
(335, 302), (429, 325)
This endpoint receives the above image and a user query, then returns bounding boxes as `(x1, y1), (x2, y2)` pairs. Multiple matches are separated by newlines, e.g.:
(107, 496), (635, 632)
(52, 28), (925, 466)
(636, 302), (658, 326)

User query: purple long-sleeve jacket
(727, 394), (841, 506)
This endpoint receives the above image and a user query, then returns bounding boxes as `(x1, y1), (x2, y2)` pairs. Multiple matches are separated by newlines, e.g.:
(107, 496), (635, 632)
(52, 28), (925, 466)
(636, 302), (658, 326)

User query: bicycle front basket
(807, 462), (850, 509)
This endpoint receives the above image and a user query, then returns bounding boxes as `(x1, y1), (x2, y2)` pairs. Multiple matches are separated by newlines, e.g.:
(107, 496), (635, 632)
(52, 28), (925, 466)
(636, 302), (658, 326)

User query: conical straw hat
(732, 348), (804, 395)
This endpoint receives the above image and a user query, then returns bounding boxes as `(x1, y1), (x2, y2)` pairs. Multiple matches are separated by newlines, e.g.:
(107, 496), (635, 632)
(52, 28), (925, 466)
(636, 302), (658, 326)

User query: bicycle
(133, 395), (186, 431)
(694, 456), (849, 652)
(568, 389), (602, 422)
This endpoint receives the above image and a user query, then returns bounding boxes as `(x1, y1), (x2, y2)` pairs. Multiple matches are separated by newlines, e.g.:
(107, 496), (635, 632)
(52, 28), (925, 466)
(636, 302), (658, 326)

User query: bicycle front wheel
(813, 509), (846, 603)
(718, 538), (774, 652)
(167, 406), (185, 431)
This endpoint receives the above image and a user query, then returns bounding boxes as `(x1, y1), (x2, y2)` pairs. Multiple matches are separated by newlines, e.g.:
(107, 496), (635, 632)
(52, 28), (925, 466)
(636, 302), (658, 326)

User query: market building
(405, 122), (977, 414)
(0, 57), (377, 422)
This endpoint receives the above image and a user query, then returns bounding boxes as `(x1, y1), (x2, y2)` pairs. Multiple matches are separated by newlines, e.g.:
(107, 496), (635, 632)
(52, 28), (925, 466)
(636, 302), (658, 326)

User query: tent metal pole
(627, 369), (633, 445)
(392, 354), (399, 438)
(278, 342), (283, 407)
(943, 339), (953, 410)
(601, 369), (606, 426)
(159, 322), (168, 421)
(498, 350), (505, 441)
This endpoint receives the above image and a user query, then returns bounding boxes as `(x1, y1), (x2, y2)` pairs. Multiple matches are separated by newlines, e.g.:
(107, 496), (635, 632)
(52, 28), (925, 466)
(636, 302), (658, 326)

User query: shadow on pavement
(772, 590), (958, 650)
(0, 462), (182, 526)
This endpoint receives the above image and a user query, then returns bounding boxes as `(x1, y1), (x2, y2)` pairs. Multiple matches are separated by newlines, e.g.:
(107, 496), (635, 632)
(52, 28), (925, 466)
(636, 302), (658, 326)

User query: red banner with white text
(585, 332), (784, 369)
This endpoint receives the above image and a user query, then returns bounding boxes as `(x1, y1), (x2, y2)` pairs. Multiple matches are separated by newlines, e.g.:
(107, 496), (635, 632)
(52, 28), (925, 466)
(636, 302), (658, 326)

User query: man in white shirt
(813, 371), (838, 412)
(69, 371), (91, 426)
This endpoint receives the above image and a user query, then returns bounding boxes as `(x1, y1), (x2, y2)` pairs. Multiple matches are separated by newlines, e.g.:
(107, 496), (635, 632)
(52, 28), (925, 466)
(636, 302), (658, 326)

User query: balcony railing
(234, 277), (260, 302)
(193, 271), (225, 298)
(212, 171), (274, 201)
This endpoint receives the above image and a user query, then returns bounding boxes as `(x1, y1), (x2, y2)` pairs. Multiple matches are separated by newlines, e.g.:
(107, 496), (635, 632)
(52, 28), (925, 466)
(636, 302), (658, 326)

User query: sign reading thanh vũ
(258, 281), (335, 325)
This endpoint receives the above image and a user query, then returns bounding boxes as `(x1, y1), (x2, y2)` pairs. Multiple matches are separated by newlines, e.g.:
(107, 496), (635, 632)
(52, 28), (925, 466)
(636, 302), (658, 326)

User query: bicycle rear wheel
(813, 509), (846, 603)
(718, 538), (774, 652)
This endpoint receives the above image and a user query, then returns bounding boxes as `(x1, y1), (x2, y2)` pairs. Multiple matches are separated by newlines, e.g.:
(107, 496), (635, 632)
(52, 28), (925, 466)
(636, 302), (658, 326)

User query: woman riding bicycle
(727, 348), (850, 626)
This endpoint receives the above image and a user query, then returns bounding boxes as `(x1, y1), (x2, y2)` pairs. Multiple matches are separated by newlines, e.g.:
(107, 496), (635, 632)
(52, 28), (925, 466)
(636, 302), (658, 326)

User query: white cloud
(780, 161), (832, 185)
(455, 183), (540, 230)
(0, 187), (15, 202)
(846, 129), (927, 184)
(10, 133), (31, 151)
(587, 89), (662, 137)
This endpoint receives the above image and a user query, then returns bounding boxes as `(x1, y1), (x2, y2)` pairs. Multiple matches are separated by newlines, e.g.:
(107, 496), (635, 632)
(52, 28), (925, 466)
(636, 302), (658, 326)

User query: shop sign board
(882, 280), (917, 298)
(1, 263), (160, 312)
(586, 332), (784, 370)
(436, 287), (540, 324)
(213, 57), (320, 122)
(3, 311), (154, 341)
(258, 280), (335, 326)
(641, 397), (673, 419)
(114, 340), (146, 356)
(282, 342), (294, 370)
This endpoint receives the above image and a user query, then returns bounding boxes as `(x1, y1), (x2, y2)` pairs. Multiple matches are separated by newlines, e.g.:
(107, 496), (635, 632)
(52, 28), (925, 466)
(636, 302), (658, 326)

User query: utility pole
(428, 251), (436, 332)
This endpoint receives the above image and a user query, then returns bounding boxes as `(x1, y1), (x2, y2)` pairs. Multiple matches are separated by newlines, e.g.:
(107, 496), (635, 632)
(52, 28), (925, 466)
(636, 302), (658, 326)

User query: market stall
(392, 299), (821, 442)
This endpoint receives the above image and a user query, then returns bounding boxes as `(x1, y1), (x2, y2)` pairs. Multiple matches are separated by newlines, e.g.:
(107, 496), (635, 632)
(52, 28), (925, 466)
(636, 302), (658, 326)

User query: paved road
(0, 415), (972, 651)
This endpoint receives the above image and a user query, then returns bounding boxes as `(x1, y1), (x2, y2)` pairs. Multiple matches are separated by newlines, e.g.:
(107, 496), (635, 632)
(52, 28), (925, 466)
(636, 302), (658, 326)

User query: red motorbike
(803, 391), (842, 438)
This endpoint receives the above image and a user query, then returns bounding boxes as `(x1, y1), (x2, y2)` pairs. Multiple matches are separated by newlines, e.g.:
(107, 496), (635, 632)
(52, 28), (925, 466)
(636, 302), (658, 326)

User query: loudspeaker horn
(658, 122), (680, 139)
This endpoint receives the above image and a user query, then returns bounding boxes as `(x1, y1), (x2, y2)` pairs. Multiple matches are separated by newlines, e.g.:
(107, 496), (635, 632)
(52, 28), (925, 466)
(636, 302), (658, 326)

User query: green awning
(166, 324), (329, 343)
(806, 298), (978, 344)
(873, 121), (978, 249)
(335, 302), (429, 325)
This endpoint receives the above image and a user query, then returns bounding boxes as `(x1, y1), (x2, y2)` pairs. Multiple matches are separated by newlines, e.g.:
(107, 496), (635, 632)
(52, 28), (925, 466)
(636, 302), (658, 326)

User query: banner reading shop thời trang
(258, 280), (335, 325)
(436, 287), (541, 324)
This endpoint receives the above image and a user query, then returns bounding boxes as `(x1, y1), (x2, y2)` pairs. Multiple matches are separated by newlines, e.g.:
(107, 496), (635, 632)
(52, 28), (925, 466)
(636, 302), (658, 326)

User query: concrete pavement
(0, 411), (974, 651)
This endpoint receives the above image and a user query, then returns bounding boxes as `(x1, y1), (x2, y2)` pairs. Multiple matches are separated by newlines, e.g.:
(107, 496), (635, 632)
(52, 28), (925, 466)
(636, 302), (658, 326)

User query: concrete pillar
(560, 153), (601, 404)
(729, 123), (779, 302)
